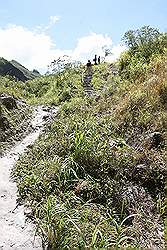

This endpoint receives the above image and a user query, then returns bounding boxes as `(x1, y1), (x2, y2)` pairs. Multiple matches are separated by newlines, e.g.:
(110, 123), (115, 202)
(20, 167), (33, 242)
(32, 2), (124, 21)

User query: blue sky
(0, 0), (166, 72)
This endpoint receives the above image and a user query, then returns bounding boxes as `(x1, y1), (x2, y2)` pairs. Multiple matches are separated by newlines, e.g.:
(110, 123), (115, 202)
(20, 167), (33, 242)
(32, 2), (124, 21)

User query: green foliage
(0, 102), (32, 154)
(0, 60), (85, 106)
(91, 63), (112, 90)
(0, 26), (165, 249)
(123, 26), (166, 60)
(119, 26), (167, 81)
(25, 64), (84, 105)
(0, 75), (26, 98)
(14, 53), (166, 247)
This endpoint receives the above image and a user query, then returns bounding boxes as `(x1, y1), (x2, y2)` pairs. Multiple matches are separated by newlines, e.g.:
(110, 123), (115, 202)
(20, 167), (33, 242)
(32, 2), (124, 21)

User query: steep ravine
(0, 106), (58, 249)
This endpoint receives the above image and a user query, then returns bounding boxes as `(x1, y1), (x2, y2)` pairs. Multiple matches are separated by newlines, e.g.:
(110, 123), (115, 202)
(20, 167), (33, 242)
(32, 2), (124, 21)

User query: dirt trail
(0, 106), (58, 250)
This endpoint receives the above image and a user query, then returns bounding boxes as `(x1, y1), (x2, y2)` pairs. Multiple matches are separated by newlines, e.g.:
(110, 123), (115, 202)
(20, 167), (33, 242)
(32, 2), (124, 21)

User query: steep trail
(0, 106), (58, 250)
(83, 73), (94, 96)
(83, 70), (102, 97)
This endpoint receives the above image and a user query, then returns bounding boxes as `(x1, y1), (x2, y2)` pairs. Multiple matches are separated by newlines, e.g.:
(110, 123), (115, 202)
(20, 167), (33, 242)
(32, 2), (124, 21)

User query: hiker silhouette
(86, 60), (92, 75)
(93, 55), (97, 65)
(86, 60), (92, 67)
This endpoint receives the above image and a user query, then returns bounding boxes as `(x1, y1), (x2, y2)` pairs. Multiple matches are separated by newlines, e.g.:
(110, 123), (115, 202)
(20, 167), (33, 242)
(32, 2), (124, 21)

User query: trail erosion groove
(0, 106), (58, 250)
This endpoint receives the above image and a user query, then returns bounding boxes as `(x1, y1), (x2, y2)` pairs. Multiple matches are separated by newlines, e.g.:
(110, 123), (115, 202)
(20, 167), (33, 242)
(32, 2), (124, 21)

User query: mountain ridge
(0, 57), (40, 82)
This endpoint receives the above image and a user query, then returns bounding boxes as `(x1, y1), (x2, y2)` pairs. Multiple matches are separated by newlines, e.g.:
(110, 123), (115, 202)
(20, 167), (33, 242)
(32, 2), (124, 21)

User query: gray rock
(0, 94), (17, 110)
(0, 115), (9, 129)
(148, 132), (164, 148)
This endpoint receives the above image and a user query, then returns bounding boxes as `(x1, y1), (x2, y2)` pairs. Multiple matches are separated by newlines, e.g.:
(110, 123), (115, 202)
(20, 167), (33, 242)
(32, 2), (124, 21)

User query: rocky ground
(0, 94), (58, 249)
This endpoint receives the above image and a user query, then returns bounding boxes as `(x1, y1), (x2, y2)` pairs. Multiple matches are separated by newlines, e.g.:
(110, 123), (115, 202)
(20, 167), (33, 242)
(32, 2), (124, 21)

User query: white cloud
(34, 15), (60, 34)
(49, 15), (60, 25)
(0, 24), (66, 72)
(0, 24), (125, 73)
(72, 33), (115, 63)
(43, 15), (61, 31)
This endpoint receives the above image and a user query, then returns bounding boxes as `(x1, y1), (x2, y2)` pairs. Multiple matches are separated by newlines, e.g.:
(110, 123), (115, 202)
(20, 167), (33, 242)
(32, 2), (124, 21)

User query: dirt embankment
(0, 93), (33, 155)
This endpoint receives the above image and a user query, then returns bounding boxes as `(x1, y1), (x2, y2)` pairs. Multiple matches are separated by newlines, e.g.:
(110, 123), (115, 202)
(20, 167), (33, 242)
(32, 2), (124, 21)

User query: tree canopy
(122, 26), (167, 62)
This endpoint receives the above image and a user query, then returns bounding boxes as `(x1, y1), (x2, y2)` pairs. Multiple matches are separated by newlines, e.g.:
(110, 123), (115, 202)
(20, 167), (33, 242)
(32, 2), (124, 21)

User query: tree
(118, 26), (167, 81)
(122, 26), (163, 61)
(48, 55), (71, 74)
(48, 55), (81, 74)
(102, 45), (112, 60)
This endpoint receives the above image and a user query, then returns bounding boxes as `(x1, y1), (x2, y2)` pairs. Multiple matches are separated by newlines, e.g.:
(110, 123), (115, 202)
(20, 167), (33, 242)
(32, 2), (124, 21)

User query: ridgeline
(0, 57), (40, 82)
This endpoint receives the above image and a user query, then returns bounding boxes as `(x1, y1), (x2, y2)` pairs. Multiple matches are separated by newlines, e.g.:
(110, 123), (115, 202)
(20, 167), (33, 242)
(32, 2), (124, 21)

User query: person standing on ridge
(98, 56), (100, 64)
(93, 55), (97, 65)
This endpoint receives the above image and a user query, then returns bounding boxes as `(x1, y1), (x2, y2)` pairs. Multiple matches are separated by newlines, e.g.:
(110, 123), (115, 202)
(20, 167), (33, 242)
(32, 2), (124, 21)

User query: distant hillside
(0, 57), (40, 82)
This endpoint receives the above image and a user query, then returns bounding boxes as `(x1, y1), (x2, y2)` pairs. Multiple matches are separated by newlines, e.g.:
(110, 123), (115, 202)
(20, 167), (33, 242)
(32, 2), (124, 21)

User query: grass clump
(0, 75), (27, 99)
(25, 65), (84, 105)
(0, 101), (32, 154)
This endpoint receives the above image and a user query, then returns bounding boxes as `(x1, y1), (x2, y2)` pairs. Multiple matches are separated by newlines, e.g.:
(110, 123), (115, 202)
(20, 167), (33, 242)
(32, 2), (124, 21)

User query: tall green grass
(12, 54), (167, 248)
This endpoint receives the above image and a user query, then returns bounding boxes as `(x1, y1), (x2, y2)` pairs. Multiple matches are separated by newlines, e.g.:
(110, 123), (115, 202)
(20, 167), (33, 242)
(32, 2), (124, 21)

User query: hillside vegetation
(0, 57), (39, 81)
(0, 77), (32, 154)
(0, 26), (166, 249)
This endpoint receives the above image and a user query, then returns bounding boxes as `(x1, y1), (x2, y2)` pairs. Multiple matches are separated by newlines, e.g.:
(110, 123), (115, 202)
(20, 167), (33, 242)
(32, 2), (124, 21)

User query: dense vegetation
(0, 76), (32, 154)
(0, 26), (166, 249)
